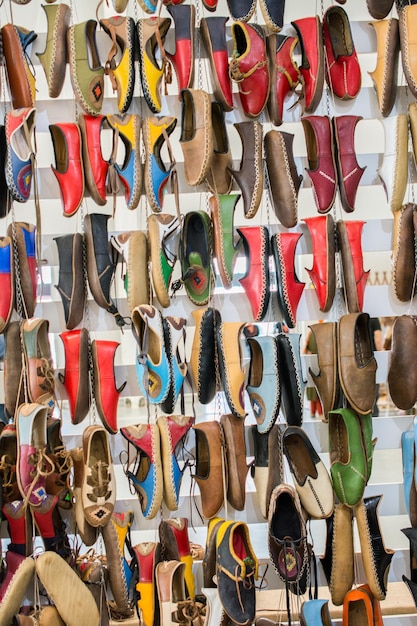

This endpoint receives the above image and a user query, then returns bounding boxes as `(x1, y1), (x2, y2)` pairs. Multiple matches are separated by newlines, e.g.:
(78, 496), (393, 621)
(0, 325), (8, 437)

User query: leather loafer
(388, 314), (417, 410)
(308, 321), (340, 422)
(193, 420), (226, 519)
(304, 214), (336, 313)
(271, 232), (305, 329)
(179, 210), (213, 306)
(246, 335), (280, 434)
(323, 5), (361, 100)
(319, 503), (354, 606)
(391, 204), (416, 303)
(179, 88), (213, 187)
(291, 16), (324, 113)
(221, 413), (249, 511)
(250, 425), (283, 519)
(217, 321), (247, 418)
(378, 113), (408, 212)
(237, 226), (270, 322)
(368, 18), (400, 118)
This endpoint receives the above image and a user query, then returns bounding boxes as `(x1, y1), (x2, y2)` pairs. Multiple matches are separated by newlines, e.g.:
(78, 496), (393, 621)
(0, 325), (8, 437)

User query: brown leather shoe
(398, 2), (417, 99)
(217, 322), (247, 418)
(220, 413), (248, 511)
(227, 121), (263, 219)
(2, 24), (36, 109)
(308, 321), (340, 422)
(368, 18), (400, 118)
(319, 503), (354, 606)
(179, 88), (213, 187)
(192, 420), (226, 519)
(388, 315), (417, 410)
(337, 312), (377, 415)
(391, 203), (416, 302)
(206, 101), (233, 195)
(366, 0), (394, 19)
(251, 425), (283, 520)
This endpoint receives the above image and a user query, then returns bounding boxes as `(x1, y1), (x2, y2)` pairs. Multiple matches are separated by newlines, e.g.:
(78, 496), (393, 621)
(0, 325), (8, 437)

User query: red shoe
(271, 232), (305, 329)
(0, 236), (14, 334)
(2, 499), (30, 555)
(159, 518), (195, 598)
(267, 33), (300, 126)
(201, 17), (233, 112)
(323, 6), (361, 100)
(166, 4), (195, 94)
(304, 214), (336, 313)
(333, 115), (366, 213)
(92, 339), (126, 435)
(78, 114), (109, 206)
(229, 22), (269, 118)
(302, 115), (338, 214)
(237, 226), (270, 322)
(58, 328), (91, 425)
(291, 16), (324, 113)
(50, 122), (84, 217)
(337, 220), (369, 313)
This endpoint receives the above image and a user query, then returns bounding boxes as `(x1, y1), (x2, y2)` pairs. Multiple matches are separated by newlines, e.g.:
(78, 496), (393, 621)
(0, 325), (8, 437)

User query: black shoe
(54, 233), (85, 330)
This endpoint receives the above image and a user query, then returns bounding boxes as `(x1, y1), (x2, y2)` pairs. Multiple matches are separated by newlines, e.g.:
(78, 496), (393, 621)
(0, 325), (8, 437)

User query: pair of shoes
(304, 215), (369, 313)
(137, 16), (171, 114)
(309, 312), (377, 418)
(59, 327), (125, 433)
(342, 583), (384, 625)
(5, 108), (37, 204)
(111, 230), (150, 312)
(388, 315), (417, 409)
(121, 414), (193, 519)
(1, 24), (37, 109)
(131, 304), (187, 411)
(302, 114), (366, 214)
(193, 414), (248, 516)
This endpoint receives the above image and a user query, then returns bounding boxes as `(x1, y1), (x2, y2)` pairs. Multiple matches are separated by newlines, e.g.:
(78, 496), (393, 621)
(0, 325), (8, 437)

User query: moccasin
(228, 121), (263, 219)
(302, 115), (337, 215)
(220, 413), (249, 511)
(131, 541), (161, 626)
(58, 329), (90, 425)
(155, 560), (189, 626)
(192, 420), (226, 519)
(165, 4), (195, 94)
(148, 213), (180, 307)
(258, 0), (285, 33)
(158, 517), (195, 599)
(342, 586), (376, 626)
(5, 108), (36, 204)
(323, 6), (361, 100)
(160, 316), (187, 415)
(0, 237), (14, 334)
(91, 339), (126, 434)
(179, 88), (213, 187)
(22, 318), (55, 410)
(398, 2), (417, 100)
(206, 102), (233, 195)
(2, 24), (36, 109)
(291, 16), (324, 113)
(49, 122), (85, 217)
(137, 17), (171, 113)
(0, 553), (35, 626)
(157, 414), (193, 510)
(143, 116), (177, 213)
(226, 0), (256, 23)
(366, 0), (394, 19)
(300, 599), (333, 626)
(69, 447), (98, 546)
(190, 307), (219, 405)
(237, 226), (270, 322)
(78, 114), (109, 206)
(81, 424), (116, 527)
(271, 232), (305, 329)
(210, 193), (241, 289)
(388, 314), (417, 410)
(319, 503), (354, 606)
(102, 511), (134, 615)
(16, 402), (50, 507)
(107, 114), (142, 211)
(100, 16), (136, 114)
(368, 18), (400, 117)
(54, 233), (85, 330)
(276, 332), (304, 426)
(179, 210), (213, 306)
(250, 425), (283, 520)
(337, 219), (369, 312)
(246, 336), (280, 433)
(67, 20), (104, 116)
(267, 34), (300, 127)
(217, 322), (247, 418)
(333, 116), (366, 214)
(308, 321), (340, 421)
(391, 204), (416, 302)
(378, 113), (408, 211)
(401, 430), (417, 525)
(202, 517), (225, 587)
(111, 230), (150, 312)
(36, 4), (70, 99)
(200, 17), (233, 112)
(7, 222), (37, 319)
(4, 322), (25, 421)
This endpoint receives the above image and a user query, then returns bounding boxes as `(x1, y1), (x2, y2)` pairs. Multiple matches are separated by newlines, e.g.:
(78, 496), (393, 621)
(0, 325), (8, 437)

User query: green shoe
(36, 4), (71, 98)
(210, 193), (242, 289)
(179, 210), (213, 306)
(67, 20), (104, 116)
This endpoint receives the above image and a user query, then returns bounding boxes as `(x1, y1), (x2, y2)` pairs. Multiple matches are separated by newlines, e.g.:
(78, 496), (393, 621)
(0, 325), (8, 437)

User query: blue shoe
(157, 414), (193, 511)
(107, 113), (142, 211)
(402, 428), (415, 521)
(160, 316), (187, 414)
(143, 116), (177, 212)
(246, 335), (280, 434)
(300, 598), (333, 625)
(5, 108), (36, 203)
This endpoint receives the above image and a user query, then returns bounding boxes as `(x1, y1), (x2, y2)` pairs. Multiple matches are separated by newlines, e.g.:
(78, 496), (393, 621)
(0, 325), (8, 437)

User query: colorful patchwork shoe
(161, 316), (187, 414)
(2, 24), (37, 109)
(58, 329), (90, 425)
(101, 16), (136, 114)
(7, 222), (38, 318)
(237, 226), (270, 322)
(131, 304), (171, 404)
(137, 17), (171, 113)
(107, 113), (142, 211)
(210, 194), (241, 289)
(0, 551), (36, 625)
(143, 116), (177, 213)
(5, 108), (36, 203)
(251, 425), (283, 519)
(4, 323), (25, 422)
(200, 17), (233, 112)
(78, 114), (109, 206)
(81, 424), (116, 527)
(0, 237), (14, 334)
(67, 20), (104, 116)
(49, 122), (85, 217)
(148, 213), (181, 308)
(159, 517), (195, 598)
(157, 414), (194, 510)
(166, 4), (195, 94)
(54, 233), (85, 330)
(22, 318), (55, 411)
(132, 542), (161, 626)
(0, 424), (21, 506)
(36, 4), (71, 98)
(246, 335), (280, 434)
(110, 230), (150, 312)
(271, 231), (305, 329)
(179, 210), (213, 306)
(190, 307), (220, 405)
(121, 423), (163, 519)
(91, 339), (126, 434)
(217, 321), (247, 418)
(102, 511), (134, 616)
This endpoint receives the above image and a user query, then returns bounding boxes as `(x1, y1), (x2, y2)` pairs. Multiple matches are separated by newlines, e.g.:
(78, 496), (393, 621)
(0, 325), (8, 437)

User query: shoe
(398, 2), (417, 100)
(217, 322), (247, 418)
(283, 426), (334, 519)
(100, 16), (136, 114)
(202, 587), (228, 626)
(0, 552), (35, 625)
(337, 220), (369, 313)
(44, 417), (72, 509)
(111, 230), (150, 312)
(36, 4), (71, 98)
(69, 447), (98, 546)
(229, 22), (269, 119)
(202, 517), (225, 587)
(102, 511), (134, 616)
(131, 304), (171, 404)
(301, 115), (337, 214)
(0, 237), (14, 334)
(166, 4), (195, 94)
(159, 517), (195, 598)
(137, 17), (171, 114)
(179, 88), (213, 187)
(388, 315), (417, 410)
(0, 126), (11, 219)
(319, 503), (354, 606)
(228, 121), (263, 218)
(267, 34), (300, 126)
(333, 116), (366, 213)
(49, 122), (85, 217)
(31, 492), (71, 559)
(368, 18), (400, 118)
(206, 102), (233, 195)
(160, 316), (187, 414)
(264, 130), (302, 228)
(276, 332), (304, 426)
(7, 222), (37, 319)
(250, 425), (283, 519)
(58, 329), (90, 425)
(67, 20), (104, 116)
(342, 585), (378, 626)
(2, 24), (36, 109)
(226, 0), (256, 21)
(323, 6), (361, 100)
(0, 424), (21, 505)
(78, 114), (109, 206)
(200, 17), (233, 112)
(308, 321), (340, 421)
(210, 193), (240, 289)
(304, 214), (336, 312)
(54, 233), (85, 330)
(291, 16), (324, 113)
(158, 414), (193, 511)
(107, 113), (142, 211)
(221, 413), (248, 511)
(5, 108), (36, 203)
(237, 226), (270, 322)
(143, 116), (177, 213)
(4, 322), (25, 421)
(391, 204), (416, 302)
(189, 307), (220, 405)
(402, 431), (417, 525)
(155, 560), (187, 626)
(300, 599), (334, 626)
(259, 0), (285, 33)
(367, 0), (395, 19)
(271, 232), (305, 329)
(192, 420), (226, 519)
(337, 312), (377, 415)
(246, 336), (280, 434)
(76, 555), (110, 625)
(91, 340), (126, 434)
(121, 423), (163, 519)
(22, 318), (55, 410)
(131, 541), (161, 626)
(377, 113), (408, 212)
(148, 213), (180, 307)
(81, 424), (116, 527)
(179, 210), (213, 306)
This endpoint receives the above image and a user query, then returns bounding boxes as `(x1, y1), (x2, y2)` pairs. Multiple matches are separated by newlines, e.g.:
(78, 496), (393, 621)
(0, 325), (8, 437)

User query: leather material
(157, 414), (193, 511)
(100, 16), (136, 114)
(265, 130), (302, 227)
(246, 336), (281, 433)
(267, 34), (300, 127)
(50, 123), (85, 217)
(228, 121), (263, 218)
(217, 322), (247, 418)
(300, 599), (333, 626)
(401, 431), (417, 525)
(333, 115), (366, 213)
(22, 318), (55, 409)
(102, 511), (134, 615)
(143, 116), (177, 213)
(70, 447), (98, 546)
(259, 0), (285, 33)
(391, 203), (416, 302)
(202, 517), (224, 587)
(36, 4), (71, 99)
(78, 114), (109, 206)
(399, 3), (417, 99)
(210, 193), (241, 289)
(54, 233), (85, 330)
(388, 315), (417, 409)
(229, 22), (269, 119)
(193, 421), (226, 519)
(58, 328), (90, 425)
(0, 552), (35, 624)
(319, 503), (354, 606)
(276, 333), (304, 426)
(4, 322), (25, 421)
(237, 226), (270, 322)
(0, 237), (13, 334)
(155, 560), (188, 626)
(366, 0), (395, 19)
(337, 312), (377, 415)
(355, 495), (394, 601)
(16, 402), (50, 507)
(225, 0), (256, 23)
(378, 113), (408, 211)
(302, 115), (337, 214)
(166, 4), (195, 93)
(148, 214), (180, 307)
(67, 20), (104, 116)
(304, 214), (336, 313)
(283, 425), (334, 519)
(137, 17), (171, 113)
(92, 339), (126, 434)
(179, 88), (213, 187)
(107, 113), (142, 211)
(337, 220), (369, 313)
(0, 424), (20, 503)
(206, 102), (233, 195)
(159, 517), (195, 598)
(132, 542), (161, 626)
(0, 126), (11, 219)
(179, 210), (213, 306)
(111, 230), (150, 312)
(369, 19), (400, 117)
(409, 102), (417, 163)
(323, 6), (361, 99)
(200, 17), (233, 111)
(2, 24), (36, 109)
(190, 307), (219, 405)
(5, 108), (36, 204)
(271, 232), (305, 329)
(81, 424), (115, 528)
(221, 413), (248, 511)
(160, 316), (187, 414)
(7, 222), (37, 319)
(250, 424), (283, 519)
(308, 321), (340, 421)
(291, 17), (324, 113)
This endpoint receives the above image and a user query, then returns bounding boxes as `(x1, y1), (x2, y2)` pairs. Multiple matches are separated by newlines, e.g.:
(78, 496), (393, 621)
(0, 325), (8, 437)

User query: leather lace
(174, 599), (206, 626)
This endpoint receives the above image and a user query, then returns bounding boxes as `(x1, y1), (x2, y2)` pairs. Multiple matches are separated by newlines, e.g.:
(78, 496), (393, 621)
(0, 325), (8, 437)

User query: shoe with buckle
(22, 318), (55, 411)
(320, 503), (354, 606)
(49, 122), (85, 218)
(166, 4), (195, 94)
(246, 336), (280, 434)
(192, 421), (226, 519)
(237, 226), (270, 322)
(143, 115), (177, 213)
(333, 115), (366, 213)
(36, 4), (70, 99)
(58, 329), (90, 425)
(81, 424), (115, 527)
(179, 210), (213, 306)
(7, 222), (37, 318)
(92, 339), (126, 435)
(291, 16), (324, 113)
(271, 232), (305, 329)
(210, 193), (241, 289)
(137, 17), (171, 114)
(229, 22), (269, 119)
(54, 233), (85, 330)
(228, 121), (263, 219)
(101, 16), (136, 114)
(304, 214), (336, 312)
(160, 316), (187, 414)
(267, 34), (300, 127)
(0, 237), (14, 335)
(148, 213), (180, 308)
(179, 88), (213, 187)
(158, 414), (193, 511)
(67, 20), (104, 116)
(5, 108), (36, 204)
(78, 114), (109, 206)
(368, 18), (400, 118)
(323, 6), (361, 100)
(2, 24), (37, 109)
(201, 17), (233, 112)
(107, 113), (142, 211)
(111, 230), (150, 312)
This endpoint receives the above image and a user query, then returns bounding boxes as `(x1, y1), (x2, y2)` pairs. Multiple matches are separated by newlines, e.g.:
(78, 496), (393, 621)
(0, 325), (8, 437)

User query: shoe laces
(229, 57), (267, 94)
(38, 357), (55, 393)
(0, 453), (17, 497)
(175, 599), (206, 626)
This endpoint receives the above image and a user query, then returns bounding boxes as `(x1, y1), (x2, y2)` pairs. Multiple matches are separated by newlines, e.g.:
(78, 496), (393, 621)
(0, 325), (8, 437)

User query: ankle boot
(166, 4), (195, 94)
(36, 4), (71, 98)
(54, 233), (85, 330)
(84, 213), (126, 328)
(102, 511), (134, 617)
(402, 527), (417, 584)
(304, 214), (336, 312)
(210, 194), (241, 289)
(337, 220), (369, 313)
(237, 226), (270, 322)
(7, 222), (37, 319)
(333, 116), (366, 213)
(302, 115), (337, 214)
(319, 503), (354, 606)
(227, 121), (263, 219)
(271, 231), (305, 329)
(200, 17), (233, 112)
(190, 307), (220, 405)
(267, 34), (300, 127)
(100, 16), (136, 114)
(59, 329), (91, 425)
(368, 18), (400, 118)
(91, 339), (126, 434)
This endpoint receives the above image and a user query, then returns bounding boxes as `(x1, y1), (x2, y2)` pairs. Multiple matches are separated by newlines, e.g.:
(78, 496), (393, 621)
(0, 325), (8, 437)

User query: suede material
(193, 421), (226, 519)
(227, 122), (263, 219)
(67, 20), (104, 116)
(54, 233), (85, 330)
(388, 315), (417, 409)
(369, 18), (400, 117)
(320, 503), (354, 605)
(179, 89), (213, 187)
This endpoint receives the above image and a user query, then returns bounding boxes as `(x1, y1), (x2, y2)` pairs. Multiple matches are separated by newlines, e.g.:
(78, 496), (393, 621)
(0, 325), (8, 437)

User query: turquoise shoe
(300, 598), (333, 625)
(107, 113), (142, 211)
(246, 335), (280, 434)
(403, 428), (417, 523)
(157, 414), (193, 511)
(160, 316), (187, 414)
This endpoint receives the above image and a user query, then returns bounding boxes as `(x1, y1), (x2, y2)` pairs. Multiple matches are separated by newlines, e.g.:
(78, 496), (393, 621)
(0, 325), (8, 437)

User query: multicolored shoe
(110, 230), (150, 312)
(159, 517), (195, 598)
(7, 222), (38, 319)
(2, 24), (37, 109)
(131, 541), (161, 626)
(0, 237), (14, 334)
(137, 17), (171, 113)
(107, 113), (142, 211)
(148, 213), (181, 308)
(160, 316), (187, 414)
(5, 108), (36, 203)
(100, 16), (136, 114)
(102, 511), (135, 617)
(67, 20), (104, 116)
(22, 318), (55, 411)
(143, 116), (177, 213)
(157, 414), (194, 511)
